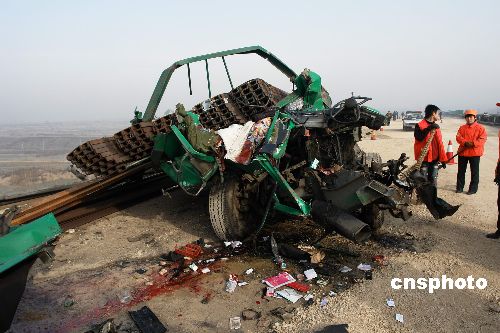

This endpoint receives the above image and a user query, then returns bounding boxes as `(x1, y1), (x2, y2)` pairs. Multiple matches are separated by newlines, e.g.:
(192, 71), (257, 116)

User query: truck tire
(209, 178), (256, 240)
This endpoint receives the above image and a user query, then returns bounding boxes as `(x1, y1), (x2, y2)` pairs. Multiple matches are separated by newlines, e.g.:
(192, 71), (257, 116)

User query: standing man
(486, 129), (500, 238)
(456, 109), (487, 194)
(414, 104), (447, 186)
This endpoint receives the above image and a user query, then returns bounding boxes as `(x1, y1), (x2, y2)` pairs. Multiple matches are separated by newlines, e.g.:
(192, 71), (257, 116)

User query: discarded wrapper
(245, 268), (254, 275)
(189, 263), (198, 272)
(387, 298), (395, 307)
(201, 267), (210, 274)
(262, 272), (296, 288)
(395, 313), (404, 323)
(238, 282), (249, 286)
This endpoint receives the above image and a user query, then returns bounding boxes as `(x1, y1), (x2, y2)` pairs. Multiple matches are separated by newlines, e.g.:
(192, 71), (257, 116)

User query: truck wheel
(209, 178), (256, 240)
(360, 204), (385, 231)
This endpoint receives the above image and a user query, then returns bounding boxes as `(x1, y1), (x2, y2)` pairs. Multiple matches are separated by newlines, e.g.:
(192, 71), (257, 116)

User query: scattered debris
(304, 294), (314, 301)
(175, 243), (203, 259)
(364, 271), (373, 280)
(316, 279), (329, 287)
(128, 306), (167, 333)
(263, 272), (296, 288)
(387, 298), (395, 307)
(266, 287), (275, 297)
(238, 281), (248, 286)
(329, 291), (337, 297)
(226, 274), (238, 293)
(201, 267), (210, 274)
(304, 269), (318, 281)
(241, 309), (261, 320)
(276, 288), (303, 303)
(372, 255), (387, 265)
(245, 268), (254, 275)
(320, 297), (329, 307)
(311, 250), (326, 264)
(395, 313), (404, 323)
(339, 266), (352, 273)
(287, 281), (311, 293)
(66, 229), (75, 234)
(188, 263), (198, 272)
(229, 316), (241, 330)
(84, 318), (116, 333)
(135, 268), (147, 274)
(159, 268), (168, 276)
(357, 263), (372, 271)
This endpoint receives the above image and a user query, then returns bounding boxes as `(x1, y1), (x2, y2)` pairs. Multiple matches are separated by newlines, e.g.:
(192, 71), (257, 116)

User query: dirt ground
(7, 117), (500, 333)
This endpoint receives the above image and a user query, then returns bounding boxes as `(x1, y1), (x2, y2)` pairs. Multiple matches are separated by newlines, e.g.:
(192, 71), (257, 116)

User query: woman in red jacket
(456, 109), (487, 195)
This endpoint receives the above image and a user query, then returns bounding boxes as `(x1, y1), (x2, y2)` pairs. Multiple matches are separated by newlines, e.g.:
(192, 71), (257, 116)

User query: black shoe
(455, 189), (463, 193)
(466, 190), (477, 195)
(486, 231), (500, 239)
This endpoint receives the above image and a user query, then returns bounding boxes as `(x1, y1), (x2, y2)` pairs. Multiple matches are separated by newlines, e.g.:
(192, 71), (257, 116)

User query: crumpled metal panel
(0, 213), (61, 274)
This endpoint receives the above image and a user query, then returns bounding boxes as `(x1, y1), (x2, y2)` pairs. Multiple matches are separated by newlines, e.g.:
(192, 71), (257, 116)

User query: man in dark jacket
(414, 104), (447, 186)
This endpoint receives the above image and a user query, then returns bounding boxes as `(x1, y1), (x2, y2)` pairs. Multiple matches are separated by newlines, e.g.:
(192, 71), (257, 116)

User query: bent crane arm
(142, 46), (297, 121)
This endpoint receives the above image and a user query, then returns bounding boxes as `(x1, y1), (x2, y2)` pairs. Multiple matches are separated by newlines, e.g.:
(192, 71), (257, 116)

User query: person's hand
(440, 162), (447, 169)
(464, 141), (474, 148)
(428, 123), (440, 130)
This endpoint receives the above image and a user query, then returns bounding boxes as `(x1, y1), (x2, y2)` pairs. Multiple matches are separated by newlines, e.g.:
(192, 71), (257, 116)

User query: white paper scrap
(357, 263), (372, 271)
(387, 298), (395, 307)
(304, 268), (318, 281)
(201, 267), (210, 274)
(276, 288), (303, 303)
(395, 313), (404, 323)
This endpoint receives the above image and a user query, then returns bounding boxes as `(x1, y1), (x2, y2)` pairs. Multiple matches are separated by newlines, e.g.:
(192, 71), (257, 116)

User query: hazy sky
(1, 0), (499, 123)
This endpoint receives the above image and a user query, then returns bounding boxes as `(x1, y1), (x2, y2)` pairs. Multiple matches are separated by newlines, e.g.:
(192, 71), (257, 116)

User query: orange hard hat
(464, 109), (477, 117)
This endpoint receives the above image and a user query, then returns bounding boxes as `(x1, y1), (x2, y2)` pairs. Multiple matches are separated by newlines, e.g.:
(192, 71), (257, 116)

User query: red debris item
(175, 243), (203, 259)
(287, 282), (311, 293)
(372, 255), (387, 265)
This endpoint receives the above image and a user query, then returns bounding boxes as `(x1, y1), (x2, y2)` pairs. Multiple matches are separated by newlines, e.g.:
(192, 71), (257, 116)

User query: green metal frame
(0, 213), (61, 274)
(142, 46), (297, 121)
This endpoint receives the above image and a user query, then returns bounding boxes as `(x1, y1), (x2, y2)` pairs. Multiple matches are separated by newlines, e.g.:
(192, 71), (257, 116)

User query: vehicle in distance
(402, 111), (423, 131)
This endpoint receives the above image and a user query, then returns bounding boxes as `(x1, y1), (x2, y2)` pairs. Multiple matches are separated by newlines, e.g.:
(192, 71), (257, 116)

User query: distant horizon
(2, 1), (499, 122)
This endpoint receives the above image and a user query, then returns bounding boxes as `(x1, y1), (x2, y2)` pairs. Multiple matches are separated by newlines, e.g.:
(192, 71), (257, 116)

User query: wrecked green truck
(71, 46), (459, 242)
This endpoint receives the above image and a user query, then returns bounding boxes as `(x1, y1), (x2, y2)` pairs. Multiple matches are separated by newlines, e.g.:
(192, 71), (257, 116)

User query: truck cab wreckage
(0, 47), (460, 329)
(64, 45), (459, 242)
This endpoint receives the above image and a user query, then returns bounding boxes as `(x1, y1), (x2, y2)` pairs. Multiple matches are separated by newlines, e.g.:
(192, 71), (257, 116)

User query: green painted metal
(255, 154), (310, 216)
(143, 46), (297, 121)
(0, 213), (61, 274)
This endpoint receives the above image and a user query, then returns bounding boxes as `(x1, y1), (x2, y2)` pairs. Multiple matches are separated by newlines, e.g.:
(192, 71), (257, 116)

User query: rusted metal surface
(11, 162), (152, 227)
(67, 79), (285, 176)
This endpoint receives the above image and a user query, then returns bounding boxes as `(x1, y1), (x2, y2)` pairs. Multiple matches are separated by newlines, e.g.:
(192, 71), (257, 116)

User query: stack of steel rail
(67, 79), (287, 177)
(191, 93), (246, 130)
(229, 78), (287, 120)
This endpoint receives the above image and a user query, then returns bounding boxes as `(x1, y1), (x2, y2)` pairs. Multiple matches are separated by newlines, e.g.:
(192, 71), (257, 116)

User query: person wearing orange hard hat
(455, 109), (487, 195)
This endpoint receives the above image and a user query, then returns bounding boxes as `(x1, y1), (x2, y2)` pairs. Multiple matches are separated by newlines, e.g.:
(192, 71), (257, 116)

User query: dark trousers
(456, 156), (480, 192)
(421, 161), (439, 186)
(497, 185), (500, 231)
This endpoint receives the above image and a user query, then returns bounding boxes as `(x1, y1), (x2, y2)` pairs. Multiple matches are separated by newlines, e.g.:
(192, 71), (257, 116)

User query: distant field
(0, 120), (128, 197)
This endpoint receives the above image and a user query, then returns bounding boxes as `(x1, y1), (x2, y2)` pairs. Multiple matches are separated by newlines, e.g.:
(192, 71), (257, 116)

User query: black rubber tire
(360, 204), (385, 231)
(209, 178), (256, 240)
